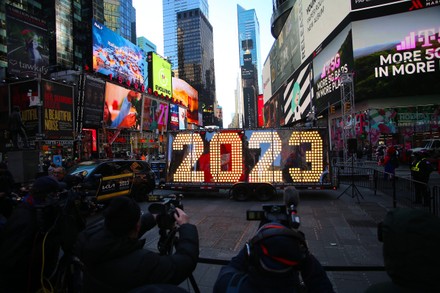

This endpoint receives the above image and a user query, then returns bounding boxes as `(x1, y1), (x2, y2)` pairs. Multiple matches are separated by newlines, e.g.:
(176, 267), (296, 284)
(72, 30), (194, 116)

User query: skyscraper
(162, 0), (208, 71)
(176, 7), (216, 126)
(137, 36), (157, 53)
(103, 0), (137, 44)
(237, 4), (261, 128)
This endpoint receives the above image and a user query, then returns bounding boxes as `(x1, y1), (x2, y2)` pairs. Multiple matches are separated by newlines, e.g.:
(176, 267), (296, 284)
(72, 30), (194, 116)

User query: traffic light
(330, 104), (335, 114)
(345, 102), (351, 112)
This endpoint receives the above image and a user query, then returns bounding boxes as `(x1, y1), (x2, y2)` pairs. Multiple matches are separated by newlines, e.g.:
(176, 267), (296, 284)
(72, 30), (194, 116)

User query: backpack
(390, 154), (399, 168)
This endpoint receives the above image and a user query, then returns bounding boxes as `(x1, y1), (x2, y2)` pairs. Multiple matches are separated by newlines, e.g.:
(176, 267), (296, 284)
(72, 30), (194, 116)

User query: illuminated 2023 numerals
(171, 130), (324, 183)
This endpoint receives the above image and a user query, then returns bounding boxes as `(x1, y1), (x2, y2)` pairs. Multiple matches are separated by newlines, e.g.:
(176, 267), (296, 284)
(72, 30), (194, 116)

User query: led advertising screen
(169, 104), (179, 131)
(350, 0), (405, 11)
(92, 19), (148, 85)
(282, 62), (314, 125)
(352, 6), (440, 100)
(263, 91), (283, 128)
(269, 3), (301, 94)
(41, 81), (74, 140)
(313, 25), (354, 113)
(142, 96), (168, 132)
(179, 107), (187, 130)
(10, 80), (40, 137)
(104, 82), (142, 130)
(298, 0), (350, 61)
(83, 76), (106, 128)
(6, 5), (49, 77)
(172, 77), (198, 125)
(148, 52), (172, 98)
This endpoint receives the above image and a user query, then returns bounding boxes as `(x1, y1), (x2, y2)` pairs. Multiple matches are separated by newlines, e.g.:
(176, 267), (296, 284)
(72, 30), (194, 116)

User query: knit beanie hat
(104, 196), (141, 236)
(251, 223), (307, 273)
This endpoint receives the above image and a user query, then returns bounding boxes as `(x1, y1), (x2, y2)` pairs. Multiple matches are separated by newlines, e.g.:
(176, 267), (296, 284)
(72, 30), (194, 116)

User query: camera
(148, 194), (183, 230)
(247, 204), (300, 229)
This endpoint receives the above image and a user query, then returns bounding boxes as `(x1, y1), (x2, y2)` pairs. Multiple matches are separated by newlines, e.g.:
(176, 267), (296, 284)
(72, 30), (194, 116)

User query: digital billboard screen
(142, 96), (168, 132)
(104, 82), (142, 130)
(41, 81), (74, 140)
(313, 25), (354, 113)
(92, 19), (148, 85)
(6, 5), (49, 77)
(172, 77), (198, 125)
(148, 52), (172, 98)
(352, 6), (440, 100)
(83, 76), (106, 128)
(10, 80), (40, 137)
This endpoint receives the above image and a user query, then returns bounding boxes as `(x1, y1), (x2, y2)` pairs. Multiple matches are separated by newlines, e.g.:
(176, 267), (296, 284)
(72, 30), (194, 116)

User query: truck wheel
(231, 185), (250, 201)
(255, 185), (275, 201)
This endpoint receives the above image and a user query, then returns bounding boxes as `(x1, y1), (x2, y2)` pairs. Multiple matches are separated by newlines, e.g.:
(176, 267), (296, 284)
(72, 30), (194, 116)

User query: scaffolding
(340, 73), (355, 162)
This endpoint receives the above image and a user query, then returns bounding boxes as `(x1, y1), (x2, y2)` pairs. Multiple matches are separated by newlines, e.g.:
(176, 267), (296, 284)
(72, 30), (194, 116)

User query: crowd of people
(0, 155), (438, 292)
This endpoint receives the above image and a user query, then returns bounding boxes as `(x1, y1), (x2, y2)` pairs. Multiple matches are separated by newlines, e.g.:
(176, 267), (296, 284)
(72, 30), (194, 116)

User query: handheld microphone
(283, 186), (300, 229)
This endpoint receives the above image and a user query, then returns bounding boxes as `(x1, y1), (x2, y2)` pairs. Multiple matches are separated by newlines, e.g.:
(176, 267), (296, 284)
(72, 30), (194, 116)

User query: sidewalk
(142, 186), (394, 293)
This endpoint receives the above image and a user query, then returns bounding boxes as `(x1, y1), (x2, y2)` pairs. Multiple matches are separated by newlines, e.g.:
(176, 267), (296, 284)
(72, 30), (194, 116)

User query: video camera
(247, 204), (300, 229)
(148, 194), (184, 230)
(246, 187), (301, 229)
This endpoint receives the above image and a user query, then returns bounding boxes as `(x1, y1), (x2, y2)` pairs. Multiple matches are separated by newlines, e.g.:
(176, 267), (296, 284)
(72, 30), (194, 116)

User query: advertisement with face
(6, 5), (49, 77)
(83, 76), (106, 128)
(92, 19), (147, 85)
(41, 81), (74, 140)
(104, 82), (142, 130)
(313, 25), (354, 113)
(142, 96), (168, 132)
(352, 6), (440, 100)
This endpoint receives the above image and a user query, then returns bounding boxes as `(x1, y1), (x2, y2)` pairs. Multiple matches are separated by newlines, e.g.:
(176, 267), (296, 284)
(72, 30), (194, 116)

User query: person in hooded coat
(75, 196), (199, 293)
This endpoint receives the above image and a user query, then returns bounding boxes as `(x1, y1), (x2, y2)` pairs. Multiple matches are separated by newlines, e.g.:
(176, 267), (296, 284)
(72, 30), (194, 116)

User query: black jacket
(76, 222), (199, 293)
(214, 247), (334, 293)
(0, 193), (85, 293)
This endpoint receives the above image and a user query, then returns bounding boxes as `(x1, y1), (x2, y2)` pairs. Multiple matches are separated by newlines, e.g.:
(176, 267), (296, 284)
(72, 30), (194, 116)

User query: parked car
(66, 159), (156, 202)
(407, 138), (440, 169)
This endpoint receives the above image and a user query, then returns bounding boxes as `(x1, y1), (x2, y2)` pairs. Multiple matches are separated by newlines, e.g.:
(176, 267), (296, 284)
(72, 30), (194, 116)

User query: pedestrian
(0, 176), (86, 292)
(75, 196), (199, 293)
(365, 208), (440, 293)
(410, 152), (433, 205)
(213, 222), (335, 293)
(8, 105), (29, 149)
(379, 146), (398, 180)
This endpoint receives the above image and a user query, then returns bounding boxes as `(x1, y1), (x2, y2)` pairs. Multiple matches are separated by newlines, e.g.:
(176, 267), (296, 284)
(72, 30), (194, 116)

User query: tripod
(159, 227), (200, 293)
(337, 152), (364, 203)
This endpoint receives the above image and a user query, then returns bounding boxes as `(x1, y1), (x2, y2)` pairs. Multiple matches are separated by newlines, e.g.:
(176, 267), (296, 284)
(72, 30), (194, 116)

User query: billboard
(262, 57), (272, 103)
(351, 0), (406, 10)
(269, 3), (301, 94)
(41, 81), (74, 140)
(148, 52), (172, 98)
(313, 25), (354, 113)
(92, 19), (148, 85)
(283, 63), (314, 125)
(169, 104), (179, 131)
(172, 77), (198, 125)
(10, 80), (40, 137)
(352, 6), (440, 100)
(6, 5), (50, 77)
(298, 0), (351, 61)
(83, 76), (106, 128)
(104, 82), (142, 130)
(142, 96), (168, 132)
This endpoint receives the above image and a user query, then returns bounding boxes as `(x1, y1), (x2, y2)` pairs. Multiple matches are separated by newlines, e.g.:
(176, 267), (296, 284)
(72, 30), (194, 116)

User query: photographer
(0, 176), (86, 293)
(75, 196), (199, 293)
(214, 187), (334, 293)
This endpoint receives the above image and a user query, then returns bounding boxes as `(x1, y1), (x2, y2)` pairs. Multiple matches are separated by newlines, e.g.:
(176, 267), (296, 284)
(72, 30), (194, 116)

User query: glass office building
(162, 0), (208, 71)
(237, 4), (262, 94)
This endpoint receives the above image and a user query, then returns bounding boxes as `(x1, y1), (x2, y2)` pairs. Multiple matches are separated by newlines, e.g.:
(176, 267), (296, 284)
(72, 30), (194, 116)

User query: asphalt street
(140, 186), (394, 293)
